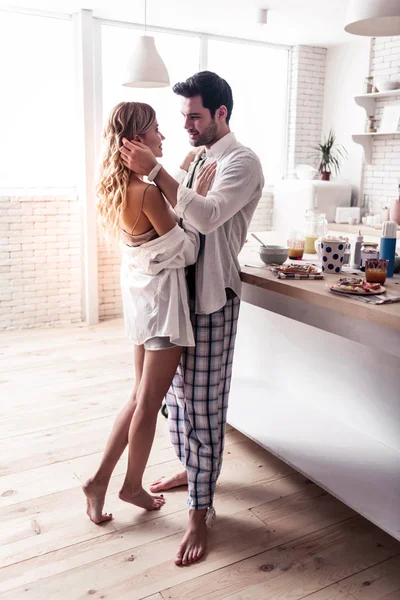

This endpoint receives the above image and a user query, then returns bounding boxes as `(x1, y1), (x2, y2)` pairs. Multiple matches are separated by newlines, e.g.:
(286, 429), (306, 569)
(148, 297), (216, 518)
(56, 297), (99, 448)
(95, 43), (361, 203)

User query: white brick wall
(0, 195), (82, 330)
(363, 36), (400, 214)
(249, 188), (274, 232)
(97, 231), (123, 320)
(288, 45), (327, 173)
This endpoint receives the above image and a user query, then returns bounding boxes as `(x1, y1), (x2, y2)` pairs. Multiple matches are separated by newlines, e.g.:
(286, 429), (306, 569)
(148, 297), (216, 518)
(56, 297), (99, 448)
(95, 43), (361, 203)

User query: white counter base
(228, 288), (400, 541)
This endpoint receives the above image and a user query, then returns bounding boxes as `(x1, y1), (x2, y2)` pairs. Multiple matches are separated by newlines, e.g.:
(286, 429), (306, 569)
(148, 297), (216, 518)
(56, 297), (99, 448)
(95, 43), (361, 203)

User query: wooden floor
(1, 320), (400, 600)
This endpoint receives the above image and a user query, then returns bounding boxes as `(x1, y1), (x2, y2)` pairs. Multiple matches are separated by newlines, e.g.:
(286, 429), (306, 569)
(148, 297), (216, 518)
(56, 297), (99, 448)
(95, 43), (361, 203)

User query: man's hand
(194, 162), (217, 196)
(119, 138), (158, 175)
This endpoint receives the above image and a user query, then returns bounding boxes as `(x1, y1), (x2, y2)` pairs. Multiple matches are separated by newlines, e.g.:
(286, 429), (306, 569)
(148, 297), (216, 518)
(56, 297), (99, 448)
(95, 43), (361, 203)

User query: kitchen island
(228, 243), (400, 541)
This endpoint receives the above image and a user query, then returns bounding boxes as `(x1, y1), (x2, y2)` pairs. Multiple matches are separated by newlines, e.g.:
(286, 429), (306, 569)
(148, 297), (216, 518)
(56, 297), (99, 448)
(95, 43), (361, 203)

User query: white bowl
(259, 245), (289, 265)
(295, 164), (318, 180)
(260, 245), (288, 254)
(375, 79), (400, 92)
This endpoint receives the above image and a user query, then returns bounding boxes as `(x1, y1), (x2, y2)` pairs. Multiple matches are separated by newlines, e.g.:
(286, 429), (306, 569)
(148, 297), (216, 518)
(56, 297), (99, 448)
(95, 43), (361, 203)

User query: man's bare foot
(149, 470), (188, 493)
(83, 478), (113, 525)
(118, 486), (166, 511)
(175, 509), (208, 566)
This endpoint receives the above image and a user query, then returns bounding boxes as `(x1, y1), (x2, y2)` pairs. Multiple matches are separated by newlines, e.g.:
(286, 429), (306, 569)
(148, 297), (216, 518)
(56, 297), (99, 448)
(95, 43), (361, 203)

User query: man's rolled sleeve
(174, 155), (263, 235)
(175, 185), (195, 219)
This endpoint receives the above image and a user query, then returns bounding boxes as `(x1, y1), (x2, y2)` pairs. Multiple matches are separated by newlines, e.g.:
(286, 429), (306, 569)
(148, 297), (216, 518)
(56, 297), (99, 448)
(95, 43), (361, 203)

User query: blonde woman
(83, 102), (216, 523)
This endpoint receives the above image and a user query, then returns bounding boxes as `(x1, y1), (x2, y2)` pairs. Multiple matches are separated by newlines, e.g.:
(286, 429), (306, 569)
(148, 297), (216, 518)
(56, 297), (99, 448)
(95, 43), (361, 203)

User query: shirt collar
(205, 132), (236, 160)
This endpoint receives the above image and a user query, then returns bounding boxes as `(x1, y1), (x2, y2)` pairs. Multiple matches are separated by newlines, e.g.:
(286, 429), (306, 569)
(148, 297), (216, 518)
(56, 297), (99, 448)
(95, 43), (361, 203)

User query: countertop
(240, 244), (400, 332)
(328, 222), (400, 238)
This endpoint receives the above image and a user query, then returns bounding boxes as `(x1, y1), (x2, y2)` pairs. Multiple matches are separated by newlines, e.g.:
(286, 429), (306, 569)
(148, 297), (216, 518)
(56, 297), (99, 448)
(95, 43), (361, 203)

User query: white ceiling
(1, 0), (357, 46)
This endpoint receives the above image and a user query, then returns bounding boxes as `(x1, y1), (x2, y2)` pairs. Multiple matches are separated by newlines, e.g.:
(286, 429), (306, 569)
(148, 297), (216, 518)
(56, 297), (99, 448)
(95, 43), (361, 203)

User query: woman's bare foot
(83, 478), (113, 525)
(149, 470), (188, 493)
(118, 486), (166, 511)
(175, 509), (208, 566)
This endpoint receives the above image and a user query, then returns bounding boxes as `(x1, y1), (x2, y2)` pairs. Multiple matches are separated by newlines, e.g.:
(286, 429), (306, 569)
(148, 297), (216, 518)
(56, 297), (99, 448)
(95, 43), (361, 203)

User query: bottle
(389, 182), (400, 225)
(364, 76), (374, 94)
(304, 209), (318, 254)
(304, 210), (328, 254)
(351, 230), (363, 269)
(343, 241), (351, 265)
(380, 221), (397, 278)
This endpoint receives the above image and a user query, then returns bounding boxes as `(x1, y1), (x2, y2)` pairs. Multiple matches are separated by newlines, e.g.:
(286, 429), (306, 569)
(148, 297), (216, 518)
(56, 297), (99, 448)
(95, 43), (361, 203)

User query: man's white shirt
(174, 132), (264, 315)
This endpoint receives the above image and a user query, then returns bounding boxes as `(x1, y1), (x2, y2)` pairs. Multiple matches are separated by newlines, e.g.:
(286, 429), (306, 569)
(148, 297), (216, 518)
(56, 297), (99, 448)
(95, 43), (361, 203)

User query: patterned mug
(320, 239), (345, 273)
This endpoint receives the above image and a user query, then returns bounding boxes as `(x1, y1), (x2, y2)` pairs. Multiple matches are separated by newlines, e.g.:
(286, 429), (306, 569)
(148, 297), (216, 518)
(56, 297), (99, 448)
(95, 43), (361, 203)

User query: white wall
(288, 45), (327, 172)
(363, 36), (400, 216)
(322, 38), (371, 205)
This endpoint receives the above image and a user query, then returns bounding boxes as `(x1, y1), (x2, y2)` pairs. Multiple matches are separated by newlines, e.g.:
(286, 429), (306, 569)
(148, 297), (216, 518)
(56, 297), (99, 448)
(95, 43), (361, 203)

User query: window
(0, 13), (289, 189)
(101, 26), (201, 175)
(0, 13), (75, 189)
(207, 39), (289, 183)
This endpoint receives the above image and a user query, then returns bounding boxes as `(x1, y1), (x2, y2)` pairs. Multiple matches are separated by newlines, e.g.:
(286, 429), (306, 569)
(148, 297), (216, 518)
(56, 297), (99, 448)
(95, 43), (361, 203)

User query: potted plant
(312, 130), (347, 181)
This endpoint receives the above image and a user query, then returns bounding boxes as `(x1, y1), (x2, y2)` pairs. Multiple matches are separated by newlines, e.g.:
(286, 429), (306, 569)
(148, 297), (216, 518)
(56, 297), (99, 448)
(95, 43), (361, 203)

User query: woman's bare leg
(83, 345), (145, 523)
(119, 346), (182, 511)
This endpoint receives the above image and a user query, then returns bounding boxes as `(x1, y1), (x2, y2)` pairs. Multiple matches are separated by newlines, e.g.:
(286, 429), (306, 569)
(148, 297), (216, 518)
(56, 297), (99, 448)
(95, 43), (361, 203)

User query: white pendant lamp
(344, 0), (400, 37)
(122, 0), (170, 88)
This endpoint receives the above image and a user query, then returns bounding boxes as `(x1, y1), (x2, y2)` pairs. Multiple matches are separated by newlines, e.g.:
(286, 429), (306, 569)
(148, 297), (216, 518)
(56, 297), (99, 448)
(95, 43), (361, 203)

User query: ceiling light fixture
(258, 8), (268, 25)
(344, 0), (400, 37)
(122, 0), (170, 88)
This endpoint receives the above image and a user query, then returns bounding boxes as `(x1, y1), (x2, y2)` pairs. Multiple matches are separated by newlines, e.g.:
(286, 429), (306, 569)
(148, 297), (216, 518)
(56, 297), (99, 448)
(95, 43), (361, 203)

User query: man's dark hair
(173, 71), (233, 124)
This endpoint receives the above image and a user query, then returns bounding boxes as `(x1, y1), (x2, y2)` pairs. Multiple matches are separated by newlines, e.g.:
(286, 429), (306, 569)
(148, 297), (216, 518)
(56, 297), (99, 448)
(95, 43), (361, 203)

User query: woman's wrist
(180, 157), (192, 172)
(180, 149), (199, 172)
(148, 163), (163, 182)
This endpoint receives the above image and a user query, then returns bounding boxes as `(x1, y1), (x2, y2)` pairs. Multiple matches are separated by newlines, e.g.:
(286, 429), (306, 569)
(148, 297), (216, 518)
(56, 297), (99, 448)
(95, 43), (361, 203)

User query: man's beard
(190, 119), (218, 147)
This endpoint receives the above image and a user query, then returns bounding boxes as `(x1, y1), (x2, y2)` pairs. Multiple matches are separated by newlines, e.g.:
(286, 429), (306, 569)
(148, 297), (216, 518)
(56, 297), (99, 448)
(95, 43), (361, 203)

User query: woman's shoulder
(127, 178), (151, 196)
(127, 180), (161, 201)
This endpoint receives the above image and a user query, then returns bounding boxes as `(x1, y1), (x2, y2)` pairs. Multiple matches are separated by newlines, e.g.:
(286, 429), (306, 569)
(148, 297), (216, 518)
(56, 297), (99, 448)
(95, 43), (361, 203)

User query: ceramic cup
(320, 239), (345, 273)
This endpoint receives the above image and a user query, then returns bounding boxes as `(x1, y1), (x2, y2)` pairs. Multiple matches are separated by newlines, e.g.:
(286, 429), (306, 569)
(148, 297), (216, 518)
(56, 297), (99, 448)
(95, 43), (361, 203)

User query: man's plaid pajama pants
(165, 295), (240, 510)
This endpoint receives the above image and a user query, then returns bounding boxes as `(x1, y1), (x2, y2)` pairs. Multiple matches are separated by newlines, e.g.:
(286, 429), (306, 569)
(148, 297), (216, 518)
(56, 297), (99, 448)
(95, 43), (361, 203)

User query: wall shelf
(355, 89), (400, 117)
(352, 132), (400, 164)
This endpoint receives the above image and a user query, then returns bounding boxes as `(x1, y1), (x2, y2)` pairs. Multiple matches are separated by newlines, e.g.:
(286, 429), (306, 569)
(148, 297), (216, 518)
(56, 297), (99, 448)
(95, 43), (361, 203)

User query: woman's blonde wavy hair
(97, 101), (156, 237)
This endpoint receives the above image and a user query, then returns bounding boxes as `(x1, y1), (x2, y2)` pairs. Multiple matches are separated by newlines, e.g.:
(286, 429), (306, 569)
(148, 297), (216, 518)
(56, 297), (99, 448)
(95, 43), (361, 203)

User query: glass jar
(360, 242), (379, 271)
(287, 230), (305, 260)
(367, 116), (377, 133)
(304, 210), (328, 254)
(365, 259), (388, 285)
